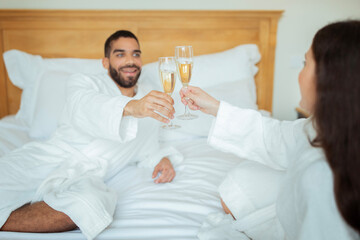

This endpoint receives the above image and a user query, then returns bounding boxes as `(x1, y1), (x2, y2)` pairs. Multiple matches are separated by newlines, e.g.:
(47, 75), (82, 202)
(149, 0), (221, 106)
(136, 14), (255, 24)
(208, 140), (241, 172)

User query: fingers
(182, 86), (200, 96)
(150, 97), (175, 113)
(187, 100), (200, 110)
(179, 86), (219, 116)
(152, 167), (160, 179)
(143, 94), (174, 113)
(148, 110), (171, 124)
(153, 158), (176, 184)
(183, 85), (199, 92)
(181, 98), (188, 106)
(149, 90), (174, 105)
(180, 87), (198, 103)
(149, 101), (174, 119)
(180, 87), (200, 110)
(142, 91), (175, 122)
(154, 169), (176, 183)
(135, 102), (171, 123)
(179, 89), (185, 98)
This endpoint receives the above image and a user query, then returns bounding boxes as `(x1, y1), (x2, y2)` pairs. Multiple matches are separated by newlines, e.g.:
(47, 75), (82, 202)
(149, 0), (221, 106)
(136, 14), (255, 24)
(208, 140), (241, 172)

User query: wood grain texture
(0, 10), (282, 117)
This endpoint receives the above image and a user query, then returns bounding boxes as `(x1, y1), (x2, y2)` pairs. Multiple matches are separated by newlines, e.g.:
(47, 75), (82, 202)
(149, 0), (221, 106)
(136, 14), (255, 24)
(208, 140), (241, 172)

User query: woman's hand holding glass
(180, 86), (220, 117)
(175, 46), (198, 120)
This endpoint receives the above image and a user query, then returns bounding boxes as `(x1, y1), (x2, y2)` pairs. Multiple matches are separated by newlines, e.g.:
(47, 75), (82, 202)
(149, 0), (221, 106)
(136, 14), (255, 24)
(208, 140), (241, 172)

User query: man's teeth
(123, 69), (137, 73)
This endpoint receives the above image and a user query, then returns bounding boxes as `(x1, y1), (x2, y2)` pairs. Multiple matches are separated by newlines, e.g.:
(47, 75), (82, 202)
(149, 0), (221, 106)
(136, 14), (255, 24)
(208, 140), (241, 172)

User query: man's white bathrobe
(200, 101), (358, 240)
(0, 73), (182, 240)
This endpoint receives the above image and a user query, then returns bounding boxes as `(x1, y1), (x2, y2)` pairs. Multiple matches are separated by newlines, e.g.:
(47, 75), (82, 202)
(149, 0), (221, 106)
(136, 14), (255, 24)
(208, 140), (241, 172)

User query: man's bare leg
(0, 201), (77, 232)
(221, 198), (235, 220)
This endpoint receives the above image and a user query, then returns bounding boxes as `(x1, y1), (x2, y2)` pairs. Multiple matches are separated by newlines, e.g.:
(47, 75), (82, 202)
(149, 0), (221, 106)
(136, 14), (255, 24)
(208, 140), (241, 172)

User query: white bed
(0, 10), (282, 240)
(0, 59), (250, 240)
(0, 138), (244, 240)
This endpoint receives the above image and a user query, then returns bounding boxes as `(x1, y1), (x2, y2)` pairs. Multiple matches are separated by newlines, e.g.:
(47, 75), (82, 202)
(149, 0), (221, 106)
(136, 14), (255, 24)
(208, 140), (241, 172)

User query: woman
(181, 20), (360, 239)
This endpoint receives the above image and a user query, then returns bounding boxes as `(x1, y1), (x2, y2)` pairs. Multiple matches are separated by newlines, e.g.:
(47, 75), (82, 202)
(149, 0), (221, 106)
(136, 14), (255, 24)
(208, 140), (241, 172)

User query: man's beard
(109, 64), (141, 88)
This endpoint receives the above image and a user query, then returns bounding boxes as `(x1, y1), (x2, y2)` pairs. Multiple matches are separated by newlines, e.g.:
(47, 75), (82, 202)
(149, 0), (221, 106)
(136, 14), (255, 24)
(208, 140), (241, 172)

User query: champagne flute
(158, 57), (180, 129)
(175, 45), (198, 120)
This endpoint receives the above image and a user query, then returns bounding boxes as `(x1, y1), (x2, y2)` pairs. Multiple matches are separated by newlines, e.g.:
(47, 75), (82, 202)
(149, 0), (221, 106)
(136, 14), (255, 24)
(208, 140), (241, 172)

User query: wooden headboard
(0, 10), (282, 118)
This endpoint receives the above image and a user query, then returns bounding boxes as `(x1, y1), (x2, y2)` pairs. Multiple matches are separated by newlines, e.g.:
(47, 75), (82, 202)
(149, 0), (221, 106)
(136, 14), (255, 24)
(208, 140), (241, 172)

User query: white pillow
(139, 44), (260, 89)
(192, 44), (260, 88)
(3, 50), (106, 129)
(28, 71), (71, 139)
(139, 44), (261, 138)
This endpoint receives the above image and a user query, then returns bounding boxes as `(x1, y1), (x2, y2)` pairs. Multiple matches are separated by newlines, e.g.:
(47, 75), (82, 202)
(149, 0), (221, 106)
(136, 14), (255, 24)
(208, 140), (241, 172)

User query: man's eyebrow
(112, 49), (142, 54)
(112, 49), (125, 54)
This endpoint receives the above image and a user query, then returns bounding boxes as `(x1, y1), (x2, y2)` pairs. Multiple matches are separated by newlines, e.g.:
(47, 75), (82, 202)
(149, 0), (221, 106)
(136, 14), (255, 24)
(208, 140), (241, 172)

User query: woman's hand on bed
(152, 157), (176, 184)
(180, 86), (220, 116)
(124, 90), (175, 123)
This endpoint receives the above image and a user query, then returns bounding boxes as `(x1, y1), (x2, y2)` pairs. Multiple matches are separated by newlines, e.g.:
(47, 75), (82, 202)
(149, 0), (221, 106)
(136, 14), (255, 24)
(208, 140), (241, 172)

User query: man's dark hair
(104, 30), (140, 58)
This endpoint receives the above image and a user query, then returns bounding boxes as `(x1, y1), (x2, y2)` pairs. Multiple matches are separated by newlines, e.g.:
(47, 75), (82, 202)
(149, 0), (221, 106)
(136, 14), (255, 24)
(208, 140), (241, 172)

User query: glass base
(177, 113), (198, 120)
(162, 124), (181, 129)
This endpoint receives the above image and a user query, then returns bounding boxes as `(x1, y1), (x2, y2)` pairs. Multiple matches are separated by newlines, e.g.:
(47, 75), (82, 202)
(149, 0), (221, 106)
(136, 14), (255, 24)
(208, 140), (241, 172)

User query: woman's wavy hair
(311, 20), (360, 233)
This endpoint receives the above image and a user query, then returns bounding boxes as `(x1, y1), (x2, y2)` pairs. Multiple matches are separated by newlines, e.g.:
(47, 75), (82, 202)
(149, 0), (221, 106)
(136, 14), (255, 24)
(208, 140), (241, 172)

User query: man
(0, 30), (182, 240)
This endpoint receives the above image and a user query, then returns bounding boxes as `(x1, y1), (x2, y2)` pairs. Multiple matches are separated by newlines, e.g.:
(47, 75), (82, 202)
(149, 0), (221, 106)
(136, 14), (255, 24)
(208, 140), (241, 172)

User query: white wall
(1, 0), (359, 120)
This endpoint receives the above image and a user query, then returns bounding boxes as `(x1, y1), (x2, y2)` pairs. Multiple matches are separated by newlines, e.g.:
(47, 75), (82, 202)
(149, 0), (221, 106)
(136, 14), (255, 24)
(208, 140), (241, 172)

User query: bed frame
(0, 10), (282, 118)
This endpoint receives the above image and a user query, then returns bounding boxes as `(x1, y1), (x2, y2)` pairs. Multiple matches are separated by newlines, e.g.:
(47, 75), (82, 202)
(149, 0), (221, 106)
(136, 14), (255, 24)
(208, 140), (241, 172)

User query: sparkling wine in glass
(175, 46), (198, 120)
(159, 57), (180, 129)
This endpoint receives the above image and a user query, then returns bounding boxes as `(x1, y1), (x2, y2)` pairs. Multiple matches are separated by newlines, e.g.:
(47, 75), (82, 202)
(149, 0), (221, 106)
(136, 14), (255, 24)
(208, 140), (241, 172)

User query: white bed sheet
(0, 115), (31, 157)
(0, 138), (245, 240)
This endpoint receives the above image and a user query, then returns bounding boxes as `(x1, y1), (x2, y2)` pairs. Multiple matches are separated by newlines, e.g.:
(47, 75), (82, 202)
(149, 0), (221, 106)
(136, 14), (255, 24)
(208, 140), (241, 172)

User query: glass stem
(184, 86), (190, 116)
(184, 105), (190, 116)
(168, 118), (173, 127)
(166, 92), (174, 127)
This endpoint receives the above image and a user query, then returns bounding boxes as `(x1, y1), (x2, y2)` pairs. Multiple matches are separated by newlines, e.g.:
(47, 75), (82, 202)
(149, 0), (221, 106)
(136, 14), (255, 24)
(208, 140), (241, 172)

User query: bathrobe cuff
(218, 170), (256, 220)
(114, 96), (138, 142)
(137, 146), (184, 169)
(207, 101), (270, 167)
(218, 161), (284, 222)
(208, 101), (248, 148)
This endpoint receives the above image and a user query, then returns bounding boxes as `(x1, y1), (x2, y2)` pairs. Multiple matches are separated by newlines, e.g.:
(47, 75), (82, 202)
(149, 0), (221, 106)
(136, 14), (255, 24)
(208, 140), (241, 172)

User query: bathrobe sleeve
(208, 101), (306, 170)
(65, 73), (137, 142)
(137, 146), (184, 169)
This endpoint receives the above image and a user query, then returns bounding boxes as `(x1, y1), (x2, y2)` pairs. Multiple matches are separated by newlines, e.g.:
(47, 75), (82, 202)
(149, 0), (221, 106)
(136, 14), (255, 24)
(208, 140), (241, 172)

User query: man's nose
(125, 54), (135, 65)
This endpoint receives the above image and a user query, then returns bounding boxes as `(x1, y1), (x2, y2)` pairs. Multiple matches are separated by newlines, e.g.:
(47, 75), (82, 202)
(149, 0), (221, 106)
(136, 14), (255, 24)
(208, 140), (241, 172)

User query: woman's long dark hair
(311, 20), (360, 233)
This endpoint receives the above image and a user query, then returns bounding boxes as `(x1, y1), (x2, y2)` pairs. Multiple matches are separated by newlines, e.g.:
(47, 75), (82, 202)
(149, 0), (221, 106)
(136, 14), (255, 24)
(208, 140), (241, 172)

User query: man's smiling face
(105, 37), (142, 88)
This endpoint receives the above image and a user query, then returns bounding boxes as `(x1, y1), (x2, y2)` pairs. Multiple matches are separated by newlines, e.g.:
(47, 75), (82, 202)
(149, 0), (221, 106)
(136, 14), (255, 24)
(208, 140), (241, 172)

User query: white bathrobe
(199, 101), (358, 240)
(0, 72), (182, 240)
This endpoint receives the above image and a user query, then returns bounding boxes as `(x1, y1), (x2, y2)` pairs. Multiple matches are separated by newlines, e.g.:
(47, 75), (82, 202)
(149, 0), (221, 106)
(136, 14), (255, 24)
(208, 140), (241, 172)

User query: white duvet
(0, 138), (244, 240)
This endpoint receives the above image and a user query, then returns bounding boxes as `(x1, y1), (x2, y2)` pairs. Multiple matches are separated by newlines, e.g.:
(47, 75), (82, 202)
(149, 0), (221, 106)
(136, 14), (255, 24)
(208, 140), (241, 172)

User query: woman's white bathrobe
(0, 72), (182, 240)
(204, 101), (358, 240)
